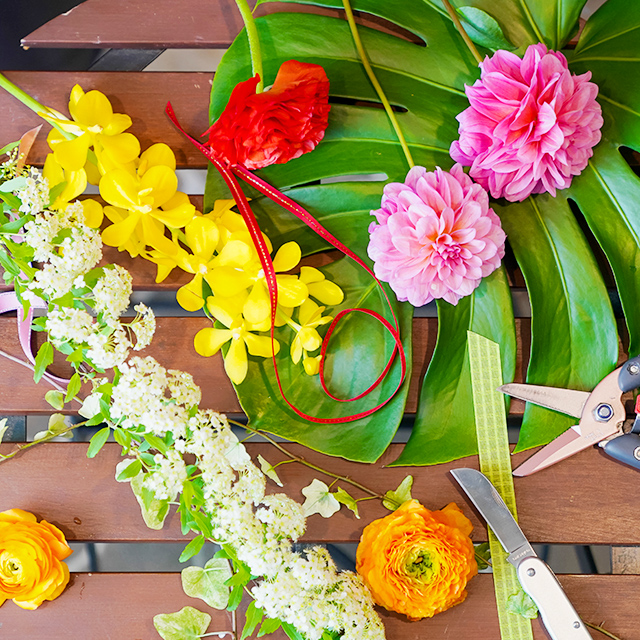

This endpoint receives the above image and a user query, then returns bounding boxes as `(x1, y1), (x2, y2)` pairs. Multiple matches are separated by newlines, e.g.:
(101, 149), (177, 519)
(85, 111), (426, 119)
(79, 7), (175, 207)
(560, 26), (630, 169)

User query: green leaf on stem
(301, 479), (340, 518)
(179, 534), (205, 563)
(257, 454), (283, 487)
(47, 413), (68, 436)
(33, 341), (53, 384)
(181, 558), (232, 609)
(257, 617), (282, 637)
(65, 372), (82, 403)
(153, 607), (211, 640)
(240, 601), (264, 640)
(474, 542), (491, 570)
(382, 475), (413, 511)
(281, 621), (305, 640)
(87, 426), (111, 458)
(333, 487), (360, 519)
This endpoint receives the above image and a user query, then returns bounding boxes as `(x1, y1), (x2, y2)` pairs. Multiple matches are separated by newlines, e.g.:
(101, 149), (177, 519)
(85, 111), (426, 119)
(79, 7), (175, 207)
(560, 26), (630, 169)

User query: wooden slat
(0, 71), (211, 168)
(0, 316), (532, 415)
(20, 0), (419, 50)
(0, 572), (635, 639)
(1, 442), (637, 545)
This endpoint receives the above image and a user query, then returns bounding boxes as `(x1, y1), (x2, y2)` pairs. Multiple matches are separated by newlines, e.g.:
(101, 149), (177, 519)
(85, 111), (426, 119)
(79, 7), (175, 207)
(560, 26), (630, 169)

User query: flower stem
(0, 422), (82, 462)
(0, 72), (74, 139)
(584, 622), (622, 640)
(341, 0), (414, 169)
(231, 419), (383, 499)
(441, 0), (484, 66)
(233, 0), (264, 92)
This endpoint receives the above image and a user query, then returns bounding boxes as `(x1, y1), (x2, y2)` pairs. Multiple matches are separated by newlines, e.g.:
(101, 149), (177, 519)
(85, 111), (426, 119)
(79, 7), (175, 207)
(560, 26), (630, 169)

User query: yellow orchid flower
(175, 217), (221, 312)
(300, 266), (344, 306)
(45, 86), (140, 179)
(43, 154), (87, 210)
(289, 299), (333, 367)
(100, 163), (195, 255)
(194, 301), (280, 385)
(80, 198), (104, 228)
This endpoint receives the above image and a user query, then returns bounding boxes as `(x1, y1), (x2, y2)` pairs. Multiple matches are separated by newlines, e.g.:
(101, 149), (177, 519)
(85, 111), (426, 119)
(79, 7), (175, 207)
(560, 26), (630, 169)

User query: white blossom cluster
(109, 356), (385, 640)
(23, 200), (103, 300)
(93, 265), (133, 323)
(18, 169), (50, 216)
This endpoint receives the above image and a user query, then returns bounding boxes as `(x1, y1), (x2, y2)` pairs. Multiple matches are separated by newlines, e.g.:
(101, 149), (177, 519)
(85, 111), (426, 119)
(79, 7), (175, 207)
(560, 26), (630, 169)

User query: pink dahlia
(367, 164), (506, 306)
(450, 43), (603, 202)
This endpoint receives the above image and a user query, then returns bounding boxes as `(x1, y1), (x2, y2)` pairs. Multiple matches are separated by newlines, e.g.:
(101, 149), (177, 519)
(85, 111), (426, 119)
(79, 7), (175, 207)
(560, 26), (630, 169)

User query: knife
(451, 468), (593, 640)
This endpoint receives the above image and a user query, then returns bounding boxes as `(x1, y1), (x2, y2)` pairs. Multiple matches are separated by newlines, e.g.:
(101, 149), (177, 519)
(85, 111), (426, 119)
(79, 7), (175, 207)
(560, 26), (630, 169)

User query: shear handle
(601, 433), (640, 471)
(618, 355), (640, 393)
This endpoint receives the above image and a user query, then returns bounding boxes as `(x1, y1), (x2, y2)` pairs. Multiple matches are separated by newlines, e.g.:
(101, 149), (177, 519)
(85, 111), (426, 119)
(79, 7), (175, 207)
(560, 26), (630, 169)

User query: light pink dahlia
(367, 164), (506, 307)
(450, 43), (603, 202)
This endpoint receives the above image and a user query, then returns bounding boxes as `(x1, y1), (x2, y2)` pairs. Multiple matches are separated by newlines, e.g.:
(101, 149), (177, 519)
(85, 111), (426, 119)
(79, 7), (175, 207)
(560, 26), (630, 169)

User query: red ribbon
(167, 102), (406, 423)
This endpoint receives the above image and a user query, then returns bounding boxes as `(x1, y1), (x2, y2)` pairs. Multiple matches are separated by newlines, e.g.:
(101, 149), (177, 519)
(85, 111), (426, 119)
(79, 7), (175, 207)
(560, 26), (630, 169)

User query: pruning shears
(500, 356), (640, 476)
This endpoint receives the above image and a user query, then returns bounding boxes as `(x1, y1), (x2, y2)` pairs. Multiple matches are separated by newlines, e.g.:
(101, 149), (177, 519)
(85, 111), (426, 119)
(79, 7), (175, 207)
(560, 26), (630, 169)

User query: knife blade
(451, 468), (593, 640)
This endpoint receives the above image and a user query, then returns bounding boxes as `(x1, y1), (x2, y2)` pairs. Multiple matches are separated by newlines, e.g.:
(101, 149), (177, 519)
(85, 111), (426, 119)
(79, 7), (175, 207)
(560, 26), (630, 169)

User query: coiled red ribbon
(167, 103), (406, 423)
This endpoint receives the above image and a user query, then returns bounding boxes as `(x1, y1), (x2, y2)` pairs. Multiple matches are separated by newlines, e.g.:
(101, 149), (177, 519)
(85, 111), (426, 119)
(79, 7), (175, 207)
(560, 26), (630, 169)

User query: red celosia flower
(204, 60), (330, 170)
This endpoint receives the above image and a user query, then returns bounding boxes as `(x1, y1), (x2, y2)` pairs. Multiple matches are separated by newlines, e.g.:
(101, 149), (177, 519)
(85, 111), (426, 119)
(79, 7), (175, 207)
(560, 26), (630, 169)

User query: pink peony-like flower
(450, 43), (603, 202)
(367, 164), (506, 306)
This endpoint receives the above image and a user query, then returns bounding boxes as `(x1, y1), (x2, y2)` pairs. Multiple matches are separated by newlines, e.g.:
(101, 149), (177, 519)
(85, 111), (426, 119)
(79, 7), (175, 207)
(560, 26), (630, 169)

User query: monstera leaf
(204, 0), (633, 464)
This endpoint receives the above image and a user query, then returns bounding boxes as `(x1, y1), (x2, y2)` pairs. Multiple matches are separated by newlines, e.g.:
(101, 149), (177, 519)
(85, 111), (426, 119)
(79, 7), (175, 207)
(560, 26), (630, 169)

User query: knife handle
(516, 557), (593, 640)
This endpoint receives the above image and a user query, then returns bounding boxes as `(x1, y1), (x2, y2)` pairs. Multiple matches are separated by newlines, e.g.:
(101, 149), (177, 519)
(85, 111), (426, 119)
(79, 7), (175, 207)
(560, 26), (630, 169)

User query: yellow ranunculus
(356, 500), (477, 620)
(0, 509), (73, 610)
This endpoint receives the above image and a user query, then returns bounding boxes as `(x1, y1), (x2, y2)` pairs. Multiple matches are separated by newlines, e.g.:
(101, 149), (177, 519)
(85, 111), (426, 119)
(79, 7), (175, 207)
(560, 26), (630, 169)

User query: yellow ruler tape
(467, 331), (534, 640)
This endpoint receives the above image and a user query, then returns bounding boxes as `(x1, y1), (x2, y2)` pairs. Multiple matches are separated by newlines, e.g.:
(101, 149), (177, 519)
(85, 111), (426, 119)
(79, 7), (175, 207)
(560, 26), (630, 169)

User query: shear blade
(513, 427), (591, 476)
(499, 383), (590, 419)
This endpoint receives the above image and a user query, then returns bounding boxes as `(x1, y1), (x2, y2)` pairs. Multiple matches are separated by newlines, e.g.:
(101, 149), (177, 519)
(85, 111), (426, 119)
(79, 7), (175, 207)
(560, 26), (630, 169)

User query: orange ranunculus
(356, 499), (477, 620)
(0, 509), (73, 610)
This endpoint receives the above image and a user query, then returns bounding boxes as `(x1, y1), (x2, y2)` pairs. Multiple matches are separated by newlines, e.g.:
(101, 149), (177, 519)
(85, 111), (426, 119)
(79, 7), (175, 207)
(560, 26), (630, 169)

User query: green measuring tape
(467, 331), (534, 640)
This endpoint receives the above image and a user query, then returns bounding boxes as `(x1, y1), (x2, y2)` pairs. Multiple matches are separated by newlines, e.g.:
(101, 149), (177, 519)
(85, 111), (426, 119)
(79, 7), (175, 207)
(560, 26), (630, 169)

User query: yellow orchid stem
(234, 0), (264, 93)
(441, 0), (484, 66)
(342, 0), (414, 169)
(0, 72), (74, 139)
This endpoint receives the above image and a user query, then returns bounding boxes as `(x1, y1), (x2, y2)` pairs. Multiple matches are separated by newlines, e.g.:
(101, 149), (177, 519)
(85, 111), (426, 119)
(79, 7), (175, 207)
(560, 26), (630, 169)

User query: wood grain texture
(0, 316), (531, 415)
(1, 442), (639, 545)
(20, 0), (420, 50)
(0, 573), (635, 640)
(0, 72), (212, 168)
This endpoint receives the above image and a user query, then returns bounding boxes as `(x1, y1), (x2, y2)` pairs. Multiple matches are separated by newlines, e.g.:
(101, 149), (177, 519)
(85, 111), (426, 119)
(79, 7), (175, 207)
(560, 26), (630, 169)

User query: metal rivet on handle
(634, 447), (640, 461)
(573, 622), (580, 629)
(527, 568), (535, 577)
(594, 403), (614, 422)
(628, 363), (640, 375)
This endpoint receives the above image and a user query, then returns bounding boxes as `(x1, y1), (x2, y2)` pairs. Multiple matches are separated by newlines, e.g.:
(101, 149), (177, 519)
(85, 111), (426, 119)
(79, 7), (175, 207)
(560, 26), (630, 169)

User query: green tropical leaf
(393, 267), (516, 465)
(207, 0), (631, 464)
(496, 192), (618, 451)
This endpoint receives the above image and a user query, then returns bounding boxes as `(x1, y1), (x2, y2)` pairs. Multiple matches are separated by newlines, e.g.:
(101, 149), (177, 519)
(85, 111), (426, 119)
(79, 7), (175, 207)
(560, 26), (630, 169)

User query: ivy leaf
(114, 461), (172, 530)
(474, 542), (491, 571)
(257, 454), (283, 487)
(382, 475), (413, 511)
(240, 601), (264, 640)
(506, 588), (539, 619)
(223, 431), (251, 469)
(47, 413), (68, 436)
(300, 479), (340, 518)
(457, 7), (515, 51)
(45, 391), (65, 410)
(333, 486), (360, 519)
(0, 418), (8, 444)
(153, 606), (211, 640)
(181, 558), (231, 609)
